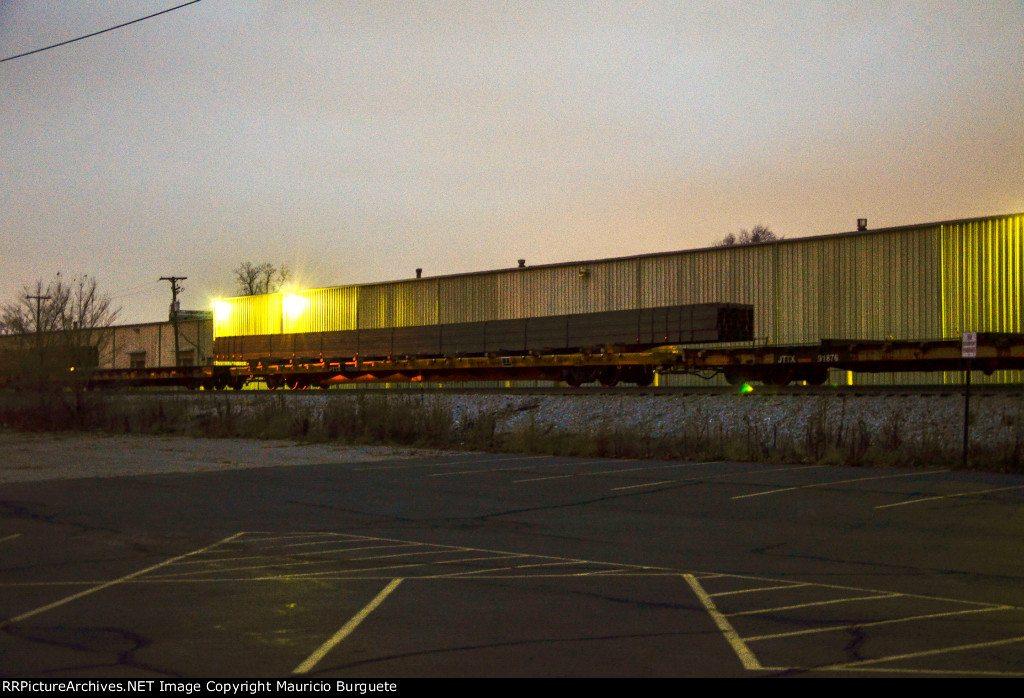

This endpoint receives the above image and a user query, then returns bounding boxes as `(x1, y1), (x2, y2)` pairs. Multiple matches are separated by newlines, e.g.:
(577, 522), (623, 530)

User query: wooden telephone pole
(159, 276), (186, 365)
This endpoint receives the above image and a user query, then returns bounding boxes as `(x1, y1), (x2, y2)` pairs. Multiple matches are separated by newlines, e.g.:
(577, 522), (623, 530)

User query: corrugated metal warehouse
(103, 318), (213, 369)
(0, 318), (213, 371)
(214, 212), (1024, 385)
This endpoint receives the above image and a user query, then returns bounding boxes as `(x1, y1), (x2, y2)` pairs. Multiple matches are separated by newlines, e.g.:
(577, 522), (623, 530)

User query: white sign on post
(962, 332), (977, 359)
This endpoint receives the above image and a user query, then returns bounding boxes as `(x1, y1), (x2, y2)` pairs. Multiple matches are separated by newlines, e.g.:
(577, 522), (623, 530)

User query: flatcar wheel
(598, 367), (620, 387)
(265, 376), (282, 390)
(562, 368), (589, 388)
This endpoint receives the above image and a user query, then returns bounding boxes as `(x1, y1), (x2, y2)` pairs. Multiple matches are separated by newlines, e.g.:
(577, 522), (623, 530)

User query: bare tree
(0, 274), (120, 373)
(719, 224), (782, 246)
(234, 262), (290, 296)
(1, 279), (65, 336)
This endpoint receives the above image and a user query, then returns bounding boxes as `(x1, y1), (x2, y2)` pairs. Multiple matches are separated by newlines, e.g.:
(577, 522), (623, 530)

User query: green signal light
(740, 382), (754, 394)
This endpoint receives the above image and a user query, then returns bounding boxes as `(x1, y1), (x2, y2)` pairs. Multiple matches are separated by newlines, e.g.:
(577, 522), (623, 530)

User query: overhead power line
(1, 0), (205, 64)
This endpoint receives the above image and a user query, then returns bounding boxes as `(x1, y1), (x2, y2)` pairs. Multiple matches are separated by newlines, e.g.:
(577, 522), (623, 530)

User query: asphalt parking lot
(2, 439), (1024, 677)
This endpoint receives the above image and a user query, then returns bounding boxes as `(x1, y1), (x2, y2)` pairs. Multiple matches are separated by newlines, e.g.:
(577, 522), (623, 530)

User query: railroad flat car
(213, 303), (754, 387)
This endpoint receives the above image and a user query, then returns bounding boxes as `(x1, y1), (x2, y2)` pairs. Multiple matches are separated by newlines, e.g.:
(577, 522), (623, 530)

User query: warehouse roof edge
(225, 211), (1024, 298)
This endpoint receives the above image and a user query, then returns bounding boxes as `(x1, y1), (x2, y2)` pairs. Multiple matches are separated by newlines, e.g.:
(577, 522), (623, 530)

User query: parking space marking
(611, 464), (825, 491)
(744, 606), (1005, 642)
(132, 533), (666, 582)
(349, 548), (470, 561)
(293, 577), (404, 675)
(0, 534), (20, 545)
(601, 461), (721, 475)
(138, 532), (1024, 674)
(515, 461), (725, 484)
(0, 532), (243, 628)
(732, 470), (944, 500)
(684, 573), (762, 670)
(355, 455), (539, 472)
(612, 479), (678, 491)
(875, 484), (1024, 509)
(686, 570), (1024, 675)
(713, 582), (812, 597)
(727, 592), (900, 617)
(8, 530), (1020, 675)
(429, 457), (604, 478)
(818, 635), (1024, 675)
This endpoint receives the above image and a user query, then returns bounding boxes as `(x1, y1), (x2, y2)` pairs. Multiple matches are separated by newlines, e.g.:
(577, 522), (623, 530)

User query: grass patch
(0, 389), (1021, 472)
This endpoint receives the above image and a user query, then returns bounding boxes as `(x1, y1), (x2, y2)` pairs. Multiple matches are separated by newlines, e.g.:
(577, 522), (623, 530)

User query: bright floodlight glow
(283, 294), (307, 318)
(213, 300), (231, 319)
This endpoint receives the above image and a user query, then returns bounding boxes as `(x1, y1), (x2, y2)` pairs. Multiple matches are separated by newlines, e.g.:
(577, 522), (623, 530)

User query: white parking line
(819, 635), (1024, 674)
(358, 455), (544, 472)
(515, 460), (715, 483)
(876, 484), (1024, 509)
(733, 470), (945, 500)
(683, 574), (762, 671)
(612, 464), (825, 492)
(744, 606), (1006, 642)
(727, 592), (900, 617)
(428, 456), (576, 477)
(0, 534), (21, 545)
(293, 578), (404, 674)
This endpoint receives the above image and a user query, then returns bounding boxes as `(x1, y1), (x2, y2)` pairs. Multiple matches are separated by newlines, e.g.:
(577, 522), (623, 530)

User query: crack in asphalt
(1, 623), (183, 678)
(314, 629), (719, 676)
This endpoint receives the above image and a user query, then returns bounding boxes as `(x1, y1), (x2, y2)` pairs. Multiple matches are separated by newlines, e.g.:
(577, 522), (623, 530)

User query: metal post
(960, 331), (976, 470)
(962, 358), (971, 470)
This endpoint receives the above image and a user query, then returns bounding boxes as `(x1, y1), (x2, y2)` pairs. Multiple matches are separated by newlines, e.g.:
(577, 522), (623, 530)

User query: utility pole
(26, 293), (51, 332)
(160, 276), (186, 365)
(26, 292), (51, 371)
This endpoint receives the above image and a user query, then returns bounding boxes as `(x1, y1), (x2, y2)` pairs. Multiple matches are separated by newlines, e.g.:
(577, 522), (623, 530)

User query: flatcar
(214, 303), (754, 387)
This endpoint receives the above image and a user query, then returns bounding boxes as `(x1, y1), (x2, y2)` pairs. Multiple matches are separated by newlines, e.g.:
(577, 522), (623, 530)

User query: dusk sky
(2, 1), (1022, 324)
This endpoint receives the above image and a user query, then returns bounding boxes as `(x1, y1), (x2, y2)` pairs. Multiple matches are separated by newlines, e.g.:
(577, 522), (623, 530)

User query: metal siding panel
(936, 214), (1024, 384)
(523, 266), (577, 317)
(394, 279), (438, 327)
(438, 270), (523, 323)
(576, 258), (639, 312)
(357, 284), (394, 330)
(288, 287), (358, 333)
(215, 294), (281, 337)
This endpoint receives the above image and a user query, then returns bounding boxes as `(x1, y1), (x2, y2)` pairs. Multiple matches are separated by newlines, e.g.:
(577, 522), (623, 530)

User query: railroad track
(67, 383), (1024, 398)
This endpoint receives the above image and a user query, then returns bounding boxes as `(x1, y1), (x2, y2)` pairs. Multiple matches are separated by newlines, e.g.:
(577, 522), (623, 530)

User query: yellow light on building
(213, 300), (232, 339)
(284, 294), (307, 318)
(283, 293), (310, 333)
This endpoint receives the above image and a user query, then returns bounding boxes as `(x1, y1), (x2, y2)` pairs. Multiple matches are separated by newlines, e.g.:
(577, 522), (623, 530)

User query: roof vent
(415, 268), (422, 279)
(857, 218), (868, 231)
(517, 259), (526, 268)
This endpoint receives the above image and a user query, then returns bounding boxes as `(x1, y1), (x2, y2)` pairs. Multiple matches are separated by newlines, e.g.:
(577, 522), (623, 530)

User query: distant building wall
(0, 319), (213, 371)
(105, 319), (213, 368)
(216, 212), (1024, 386)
